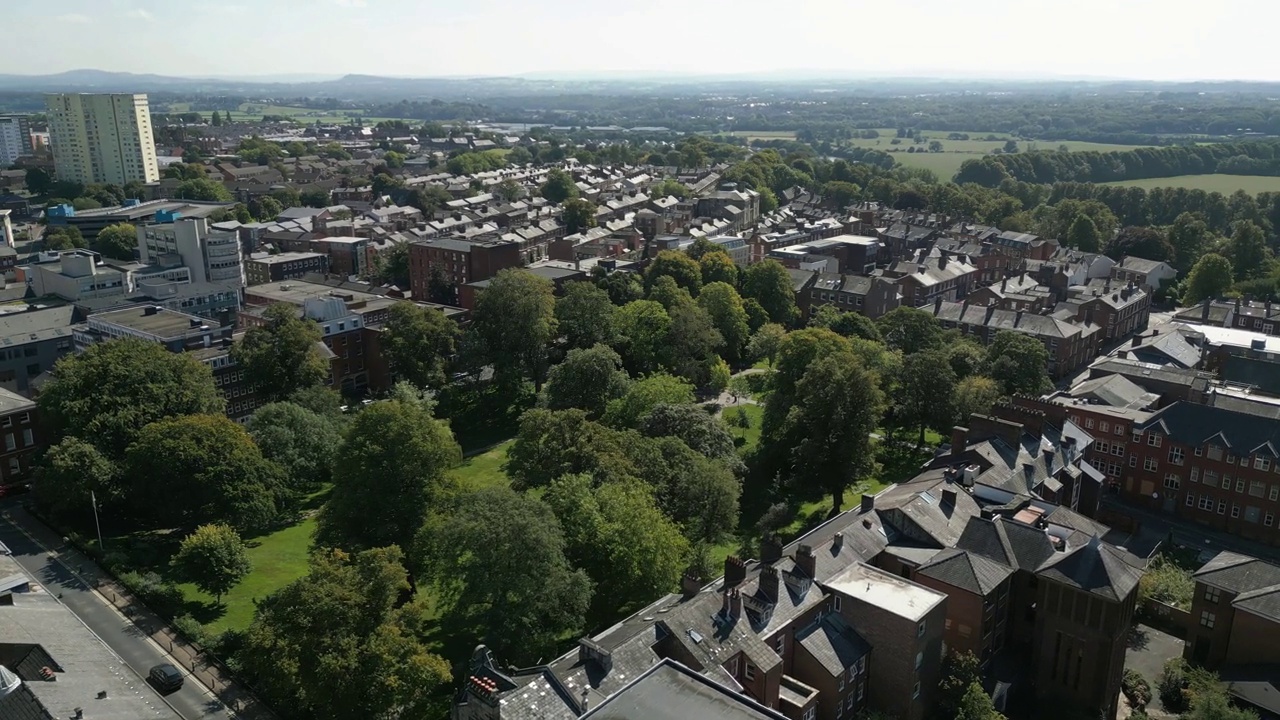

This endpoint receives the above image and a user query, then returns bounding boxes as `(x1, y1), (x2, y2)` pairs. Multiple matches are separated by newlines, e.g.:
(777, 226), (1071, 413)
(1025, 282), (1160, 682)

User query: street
(0, 506), (233, 720)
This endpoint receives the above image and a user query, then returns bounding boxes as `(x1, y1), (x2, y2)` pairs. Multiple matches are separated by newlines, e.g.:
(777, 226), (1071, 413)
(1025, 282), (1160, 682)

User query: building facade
(246, 251), (330, 286)
(0, 115), (32, 168)
(45, 93), (159, 185)
(137, 217), (245, 288)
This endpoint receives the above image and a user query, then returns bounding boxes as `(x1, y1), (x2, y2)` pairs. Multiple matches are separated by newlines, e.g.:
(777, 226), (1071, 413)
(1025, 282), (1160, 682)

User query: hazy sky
(5, 0), (1278, 81)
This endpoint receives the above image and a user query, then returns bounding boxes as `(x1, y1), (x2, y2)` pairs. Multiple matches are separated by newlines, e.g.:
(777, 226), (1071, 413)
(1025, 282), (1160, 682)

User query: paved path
(0, 503), (236, 720)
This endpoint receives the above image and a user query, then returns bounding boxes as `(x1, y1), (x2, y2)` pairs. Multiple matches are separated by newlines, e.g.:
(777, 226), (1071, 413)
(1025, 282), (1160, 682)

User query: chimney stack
(951, 426), (968, 456)
(833, 532), (844, 551)
(861, 494), (875, 513)
(681, 572), (702, 599)
(724, 556), (747, 588)
(795, 544), (816, 579)
(729, 589), (743, 619)
(941, 487), (957, 507)
(759, 565), (779, 602)
(760, 534), (783, 564)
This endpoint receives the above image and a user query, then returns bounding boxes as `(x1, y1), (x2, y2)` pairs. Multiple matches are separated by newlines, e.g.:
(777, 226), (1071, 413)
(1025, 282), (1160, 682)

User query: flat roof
(245, 280), (398, 312)
(249, 251), (327, 265)
(0, 555), (182, 720)
(0, 306), (76, 347)
(89, 306), (212, 338)
(824, 562), (947, 622)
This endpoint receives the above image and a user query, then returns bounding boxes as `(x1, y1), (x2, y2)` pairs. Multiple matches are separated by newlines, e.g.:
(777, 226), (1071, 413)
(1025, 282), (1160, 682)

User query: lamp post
(91, 490), (104, 551)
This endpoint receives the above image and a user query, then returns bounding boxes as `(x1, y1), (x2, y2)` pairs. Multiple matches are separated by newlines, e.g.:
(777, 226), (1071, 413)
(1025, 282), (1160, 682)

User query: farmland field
(1101, 174), (1280, 194)
(727, 130), (797, 142)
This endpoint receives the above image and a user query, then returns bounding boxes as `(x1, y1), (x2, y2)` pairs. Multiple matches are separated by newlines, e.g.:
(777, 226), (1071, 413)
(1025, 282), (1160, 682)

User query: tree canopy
(742, 260), (800, 327)
(469, 269), (558, 389)
(555, 281), (617, 350)
(541, 344), (631, 418)
(246, 402), (344, 493)
(233, 304), (330, 402)
(91, 222), (137, 261)
(380, 302), (457, 390)
(170, 523), (251, 603)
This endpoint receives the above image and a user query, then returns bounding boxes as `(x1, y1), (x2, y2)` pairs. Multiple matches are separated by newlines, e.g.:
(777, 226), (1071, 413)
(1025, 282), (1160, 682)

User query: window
(1237, 479), (1247, 493)
(1232, 504), (1242, 518)
(1186, 493), (1195, 507)
(775, 636), (785, 654)
(0, 417), (10, 429)
(1267, 513), (1275, 527)
(913, 682), (921, 700)
(1205, 586), (1221, 603)
(7, 458), (18, 475)
(1223, 474), (1233, 490)
(1250, 481), (1266, 498)
(915, 651), (923, 670)
(1165, 474), (1180, 490)
(1256, 457), (1273, 471)
(1205, 471), (1219, 487)
(744, 663), (755, 682)
(1085, 418), (1095, 429)
(1099, 421), (1110, 433)
(1272, 486), (1280, 502)
(1228, 454), (1238, 465)
(858, 682), (865, 701)
(1200, 496), (1215, 511)
(1169, 448), (1185, 465)
(1191, 467), (1200, 483)
(1246, 506), (1261, 523)
(1219, 501), (1228, 515)
(1145, 457), (1158, 472)
(1195, 446), (1204, 457)
(1095, 440), (1108, 453)
(1129, 455), (1138, 468)
(1149, 433), (1163, 447)
(835, 702), (843, 720)
(839, 675), (846, 692)
(1200, 611), (1216, 629)
(834, 596), (842, 612)
(3, 434), (13, 452)
(1209, 445), (1223, 461)
(1133, 431), (1143, 443)
(21, 429), (32, 447)
(804, 708), (816, 720)
(918, 621), (926, 637)
(1113, 444), (1125, 457)
(1115, 424), (1125, 436)
(727, 656), (738, 677)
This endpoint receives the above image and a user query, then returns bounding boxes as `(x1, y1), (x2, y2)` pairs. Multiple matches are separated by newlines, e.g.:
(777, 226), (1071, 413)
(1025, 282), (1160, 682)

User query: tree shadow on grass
(184, 597), (227, 625)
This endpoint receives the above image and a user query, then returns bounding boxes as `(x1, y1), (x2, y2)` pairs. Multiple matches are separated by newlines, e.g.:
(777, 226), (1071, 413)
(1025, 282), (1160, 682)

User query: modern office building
(44, 93), (159, 185)
(0, 115), (31, 167)
(137, 217), (245, 288)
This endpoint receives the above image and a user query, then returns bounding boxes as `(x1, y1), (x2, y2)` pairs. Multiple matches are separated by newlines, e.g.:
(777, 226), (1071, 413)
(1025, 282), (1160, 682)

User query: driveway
(1125, 623), (1185, 715)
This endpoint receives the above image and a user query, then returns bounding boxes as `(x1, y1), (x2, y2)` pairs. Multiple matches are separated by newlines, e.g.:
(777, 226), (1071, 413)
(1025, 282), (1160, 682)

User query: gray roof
(0, 306), (76, 347)
(1139, 401), (1280, 457)
(1234, 586), (1280, 623)
(794, 614), (870, 677)
(1037, 537), (1143, 601)
(582, 659), (787, 720)
(1220, 665), (1280, 715)
(917, 548), (1014, 596)
(1067, 374), (1160, 410)
(1124, 330), (1200, 369)
(1194, 551), (1280, 594)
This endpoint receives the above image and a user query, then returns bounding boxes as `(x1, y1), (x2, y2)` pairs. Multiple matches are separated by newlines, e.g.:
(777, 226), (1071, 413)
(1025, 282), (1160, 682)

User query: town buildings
(1185, 551), (1280, 669)
(0, 115), (31, 168)
(0, 386), (40, 487)
(245, 251), (330, 286)
(44, 93), (160, 185)
(137, 217), (246, 288)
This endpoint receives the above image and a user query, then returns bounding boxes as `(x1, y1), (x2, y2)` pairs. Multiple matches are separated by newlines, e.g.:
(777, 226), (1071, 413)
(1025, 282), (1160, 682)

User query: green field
(722, 404), (763, 452)
(162, 101), (401, 124)
(727, 130), (797, 142)
(1102, 174), (1280, 194)
(454, 439), (515, 489)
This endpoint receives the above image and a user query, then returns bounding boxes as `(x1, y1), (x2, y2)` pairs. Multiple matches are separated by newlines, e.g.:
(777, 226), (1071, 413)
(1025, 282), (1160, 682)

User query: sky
(4, 0), (1279, 82)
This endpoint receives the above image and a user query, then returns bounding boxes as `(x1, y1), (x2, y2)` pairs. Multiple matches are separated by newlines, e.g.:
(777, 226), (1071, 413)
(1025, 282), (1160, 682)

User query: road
(0, 506), (233, 720)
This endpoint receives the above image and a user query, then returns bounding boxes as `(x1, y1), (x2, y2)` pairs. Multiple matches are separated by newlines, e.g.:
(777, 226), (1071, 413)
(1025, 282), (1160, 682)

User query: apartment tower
(45, 93), (159, 185)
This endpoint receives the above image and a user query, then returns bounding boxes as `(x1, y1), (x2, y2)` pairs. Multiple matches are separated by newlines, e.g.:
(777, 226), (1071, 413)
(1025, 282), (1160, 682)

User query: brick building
(409, 237), (521, 299)
(930, 301), (1102, 379)
(245, 251), (330, 286)
(0, 386), (40, 487)
(1185, 551), (1280, 668)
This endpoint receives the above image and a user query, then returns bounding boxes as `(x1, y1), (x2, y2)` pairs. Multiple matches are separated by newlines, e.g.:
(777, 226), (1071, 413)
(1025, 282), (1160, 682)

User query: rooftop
(582, 659), (786, 720)
(88, 306), (215, 339)
(824, 562), (946, 622)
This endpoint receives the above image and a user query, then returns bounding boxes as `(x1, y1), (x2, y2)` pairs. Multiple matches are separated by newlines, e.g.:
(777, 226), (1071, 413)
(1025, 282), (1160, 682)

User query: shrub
(171, 614), (211, 647)
(1123, 668), (1152, 709)
(1159, 658), (1189, 712)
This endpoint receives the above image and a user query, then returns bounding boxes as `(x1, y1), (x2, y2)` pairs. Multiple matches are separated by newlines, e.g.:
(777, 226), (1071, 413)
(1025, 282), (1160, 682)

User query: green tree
(544, 475), (688, 622)
(641, 403), (738, 462)
(743, 297), (770, 332)
(170, 523), (251, 604)
(614, 299), (672, 375)
(742, 260), (800, 326)
(247, 402), (344, 493)
(808, 305), (883, 342)
(494, 178), (522, 202)
(747, 323), (787, 366)
(699, 250), (739, 287)
(90, 222), (137, 261)
(32, 438), (120, 519)
(877, 306), (943, 354)
(555, 281), (617, 350)
(25, 167), (53, 195)
(42, 224), (86, 250)
(416, 486), (592, 664)
(239, 547), (451, 720)
(1229, 220), (1270, 280)
(937, 652), (984, 720)
(602, 372), (696, 428)
(381, 302), (456, 390)
(1182, 253), (1235, 305)
(174, 178), (232, 202)
(698, 282), (751, 363)
(986, 331), (1051, 396)
(768, 353), (883, 511)
(233, 303), (330, 402)
(540, 168), (579, 203)
(1066, 214), (1101, 252)
(382, 150), (405, 168)
(541, 344), (631, 418)
(562, 197), (597, 235)
(315, 399), (461, 553)
(1169, 212), (1212, 274)
(299, 188), (331, 207)
(1106, 226), (1174, 263)
(647, 275), (695, 312)
(665, 305), (723, 385)
(824, 180), (862, 208)
(708, 355), (731, 395)
(954, 375), (1002, 422)
(646, 250), (703, 295)
(470, 269), (558, 389)
(210, 111), (222, 127)
(39, 338), (223, 457)
(371, 240), (410, 287)
(771, 327), (854, 397)
(632, 436), (740, 545)
(946, 340), (988, 379)
(248, 195), (283, 221)
(654, 178), (688, 199)
(287, 385), (345, 419)
(126, 414), (287, 531)
(956, 682), (1005, 720)
(505, 409), (634, 489)
(895, 349), (958, 446)
(597, 269), (645, 306)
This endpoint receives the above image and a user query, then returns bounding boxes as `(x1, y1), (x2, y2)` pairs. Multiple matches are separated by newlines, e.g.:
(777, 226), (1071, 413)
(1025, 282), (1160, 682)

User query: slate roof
(1036, 537), (1143, 601)
(581, 659), (788, 720)
(1234, 586), (1280, 623)
(931, 301), (1094, 341)
(876, 474), (983, 548)
(1220, 665), (1280, 715)
(793, 614), (870, 677)
(1118, 256), (1172, 274)
(1067, 374), (1160, 410)
(1124, 330), (1201, 369)
(917, 548), (1014, 596)
(1139, 401), (1280, 457)
(1193, 551), (1280, 595)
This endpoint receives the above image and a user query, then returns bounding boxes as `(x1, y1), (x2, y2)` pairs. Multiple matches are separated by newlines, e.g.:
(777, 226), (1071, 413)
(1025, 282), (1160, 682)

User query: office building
(45, 93), (159, 185)
(137, 217), (245, 289)
(0, 115), (31, 167)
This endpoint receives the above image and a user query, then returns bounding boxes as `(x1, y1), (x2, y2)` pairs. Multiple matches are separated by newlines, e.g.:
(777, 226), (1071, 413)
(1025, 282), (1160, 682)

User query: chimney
(1043, 448), (1056, 467)
(1202, 298), (1212, 322)
(1236, 297), (1243, 313)
(861, 494), (875, 513)
(941, 487), (957, 507)
(1131, 335), (1141, 347)
(833, 532), (844, 551)
(795, 544), (816, 579)
(917, 264), (926, 274)
(951, 426), (968, 456)
(934, 295), (943, 314)
(724, 555), (747, 588)
(938, 255), (947, 269)
(759, 565), (779, 602)
(1001, 276), (1007, 292)
(681, 572), (702, 599)
(760, 534), (783, 563)
(729, 589), (743, 619)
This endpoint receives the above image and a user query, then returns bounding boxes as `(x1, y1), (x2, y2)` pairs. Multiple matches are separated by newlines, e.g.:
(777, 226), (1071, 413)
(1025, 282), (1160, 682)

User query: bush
(171, 614), (211, 647)
(1140, 554), (1195, 608)
(1160, 658), (1190, 712)
(117, 570), (185, 616)
(1123, 668), (1152, 709)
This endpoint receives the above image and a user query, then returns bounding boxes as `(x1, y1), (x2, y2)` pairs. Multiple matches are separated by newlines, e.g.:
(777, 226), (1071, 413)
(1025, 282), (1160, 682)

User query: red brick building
(409, 237), (522, 299)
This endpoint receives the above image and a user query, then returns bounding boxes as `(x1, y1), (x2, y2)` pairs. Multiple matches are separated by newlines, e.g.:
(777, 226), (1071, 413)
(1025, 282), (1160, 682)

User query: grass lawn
(722, 405), (763, 453)
(454, 439), (515, 489)
(1102, 174), (1280, 194)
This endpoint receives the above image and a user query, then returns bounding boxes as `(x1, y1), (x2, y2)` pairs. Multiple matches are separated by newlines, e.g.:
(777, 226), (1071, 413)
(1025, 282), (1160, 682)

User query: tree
(42, 224), (86, 251)
(25, 167), (53, 195)
(541, 344), (631, 418)
(382, 150), (405, 168)
(632, 437), (741, 545)
(174, 178), (233, 202)
(239, 547), (451, 720)
(648, 275), (695, 312)
(742, 260), (800, 326)
(937, 652), (984, 720)
(894, 350), (957, 446)
(646, 250), (703, 295)
(32, 438), (119, 519)
(614, 300), (671, 375)
(494, 178), (522, 202)
(986, 331), (1051, 396)
(824, 181), (862, 208)
(555, 281), (617, 350)
(540, 168), (579, 203)
(708, 356), (731, 395)
(247, 195), (283, 221)
(1169, 212), (1212, 274)
(641, 403), (738, 462)
(562, 197), (597, 235)
(86, 222), (136, 260)
(210, 110), (222, 126)
(808, 305), (883, 342)
(956, 682), (1005, 720)
(602, 372), (696, 428)
(371, 240), (410, 287)
(416, 487), (592, 664)
(1183, 253), (1235, 304)
(126, 414), (287, 531)
(287, 384), (345, 419)
(771, 354), (884, 511)
(654, 177), (688, 199)
(954, 375), (1002, 422)
(597, 268), (644, 306)
(747, 323), (787, 366)
(470, 269), (558, 389)
(233, 304), (330, 402)
(170, 524), (251, 604)
(1066, 214), (1101, 252)
(315, 399), (461, 553)
(698, 282), (751, 363)
(1229, 220), (1270, 280)
(699, 251), (739, 287)
(877, 306), (943, 354)
(380, 302), (456, 390)
(544, 475), (688, 622)
(1105, 226), (1174, 262)
(665, 305), (723, 385)
(39, 338), (223, 457)
(299, 188), (330, 207)
(247, 402), (344, 492)
(505, 409), (634, 489)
